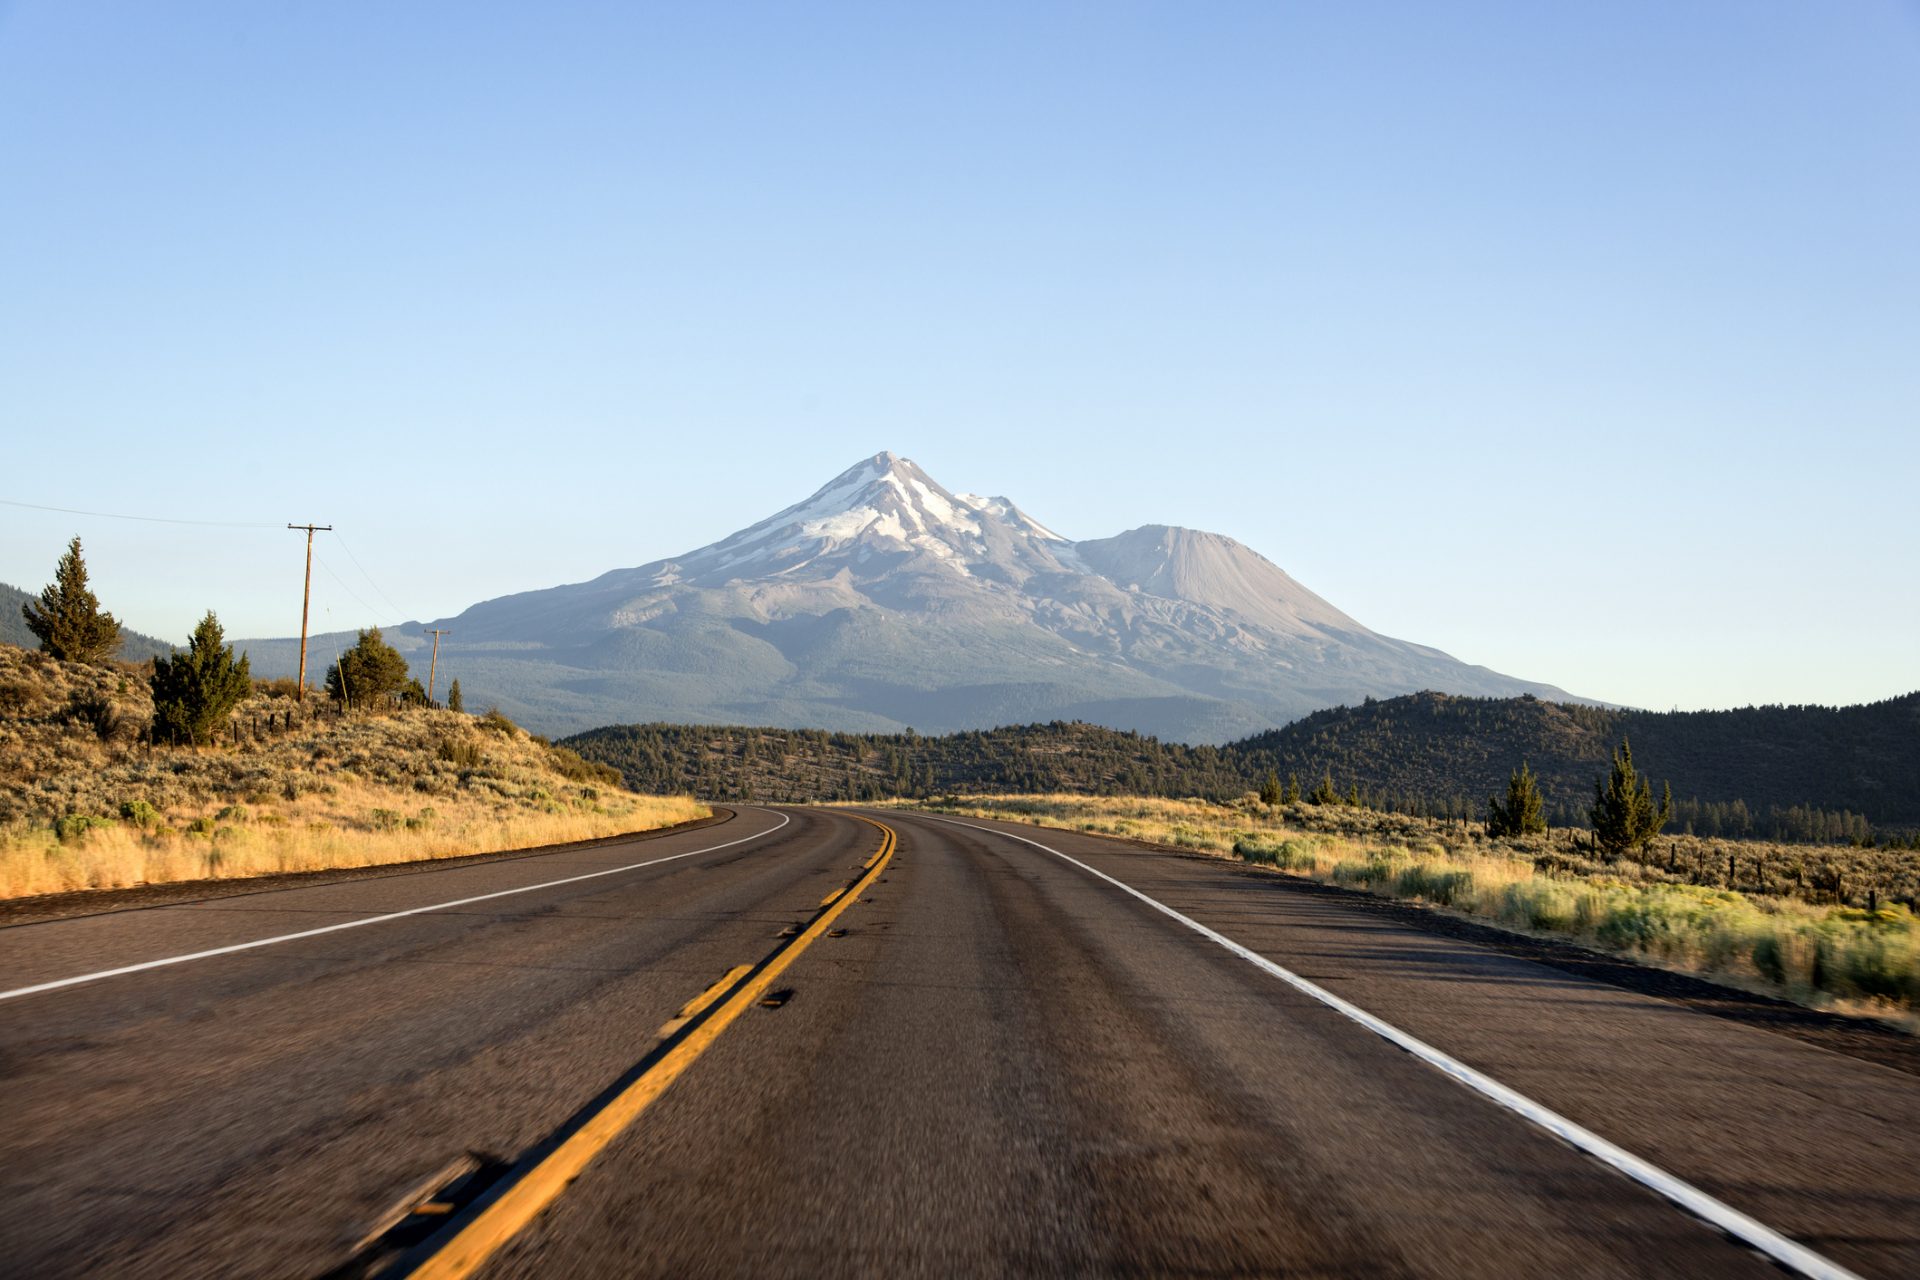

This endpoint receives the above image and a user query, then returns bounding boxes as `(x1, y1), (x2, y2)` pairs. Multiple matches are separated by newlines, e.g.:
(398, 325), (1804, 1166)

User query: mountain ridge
(242, 452), (1591, 739)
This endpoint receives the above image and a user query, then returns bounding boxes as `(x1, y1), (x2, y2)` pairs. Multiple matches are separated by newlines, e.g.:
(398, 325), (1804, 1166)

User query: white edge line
(916, 813), (1861, 1280)
(0, 810), (793, 1003)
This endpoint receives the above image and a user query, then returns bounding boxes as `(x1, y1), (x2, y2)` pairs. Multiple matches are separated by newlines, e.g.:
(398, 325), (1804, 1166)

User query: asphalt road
(1, 806), (1914, 1278)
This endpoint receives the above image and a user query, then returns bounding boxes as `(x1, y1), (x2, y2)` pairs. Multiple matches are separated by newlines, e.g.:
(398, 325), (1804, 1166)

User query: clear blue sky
(2, 2), (1915, 711)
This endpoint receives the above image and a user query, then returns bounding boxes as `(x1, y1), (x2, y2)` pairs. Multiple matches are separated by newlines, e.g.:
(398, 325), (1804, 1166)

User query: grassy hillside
(1, 581), (175, 662)
(0, 643), (705, 898)
(565, 690), (1920, 839)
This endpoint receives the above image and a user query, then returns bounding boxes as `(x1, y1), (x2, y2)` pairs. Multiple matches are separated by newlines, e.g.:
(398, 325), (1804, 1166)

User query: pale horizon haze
(2, 3), (1915, 715)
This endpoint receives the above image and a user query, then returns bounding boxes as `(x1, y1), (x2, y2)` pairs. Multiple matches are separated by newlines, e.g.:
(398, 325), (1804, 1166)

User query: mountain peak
(809, 451), (940, 509)
(657, 452), (1073, 585)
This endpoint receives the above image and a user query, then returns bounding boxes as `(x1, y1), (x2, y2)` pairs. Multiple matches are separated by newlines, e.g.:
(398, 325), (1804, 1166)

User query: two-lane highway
(2, 807), (1915, 1278)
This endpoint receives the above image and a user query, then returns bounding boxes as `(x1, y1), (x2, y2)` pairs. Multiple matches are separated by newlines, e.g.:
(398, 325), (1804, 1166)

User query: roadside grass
(1, 787), (707, 898)
(0, 644), (707, 898)
(897, 793), (1918, 1025)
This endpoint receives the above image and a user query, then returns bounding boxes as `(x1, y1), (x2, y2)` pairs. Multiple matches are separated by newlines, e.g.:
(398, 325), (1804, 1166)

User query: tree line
(564, 716), (1915, 848)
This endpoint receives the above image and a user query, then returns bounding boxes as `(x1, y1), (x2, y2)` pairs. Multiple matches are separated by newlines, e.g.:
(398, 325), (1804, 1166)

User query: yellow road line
(819, 887), (844, 907)
(403, 816), (896, 1280)
(655, 964), (753, 1040)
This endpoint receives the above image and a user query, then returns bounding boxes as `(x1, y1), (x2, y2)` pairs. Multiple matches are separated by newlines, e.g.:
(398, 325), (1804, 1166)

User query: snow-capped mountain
(249, 453), (1586, 738)
(629, 453), (1085, 589)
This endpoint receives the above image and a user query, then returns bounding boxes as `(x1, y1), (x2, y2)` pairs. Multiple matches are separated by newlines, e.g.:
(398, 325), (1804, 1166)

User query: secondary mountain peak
(1074, 524), (1363, 638)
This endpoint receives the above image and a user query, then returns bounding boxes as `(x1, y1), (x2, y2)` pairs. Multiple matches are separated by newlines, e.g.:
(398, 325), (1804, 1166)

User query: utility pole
(288, 524), (332, 702)
(424, 628), (451, 705)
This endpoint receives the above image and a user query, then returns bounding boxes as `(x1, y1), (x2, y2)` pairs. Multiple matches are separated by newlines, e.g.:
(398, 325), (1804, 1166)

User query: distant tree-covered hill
(1229, 691), (1920, 834)
(563, 689), (1920, 839)
(0, 581), (175, 662)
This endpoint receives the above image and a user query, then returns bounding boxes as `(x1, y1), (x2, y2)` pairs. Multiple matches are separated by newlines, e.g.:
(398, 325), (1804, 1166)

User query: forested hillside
(563, 689), (1920, 841)
(1, 581), (175, 662)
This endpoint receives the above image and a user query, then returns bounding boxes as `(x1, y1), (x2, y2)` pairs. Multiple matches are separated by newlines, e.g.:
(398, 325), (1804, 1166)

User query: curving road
(0, 806), (1914, 1278)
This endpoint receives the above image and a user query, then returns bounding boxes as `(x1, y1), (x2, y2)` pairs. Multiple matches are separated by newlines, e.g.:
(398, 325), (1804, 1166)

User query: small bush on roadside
(64, 692), (131, 742)
(544, 744), (623, 788)
(437, 738), (483, 768)
(478, 707), (519, 736)
(119, 799), (162, 828)
(54, 814), (115, 842)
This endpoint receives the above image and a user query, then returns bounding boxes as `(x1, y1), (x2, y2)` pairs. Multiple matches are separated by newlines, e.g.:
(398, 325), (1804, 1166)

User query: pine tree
(1344, 781), (1361, 807)
(22, 536), (122, 664)
(1284, 774), (1301, 805)
(1589, 737), (1672, 857)
(326, 627), (411, 712)
(150, 612), (251, 745)
(1259, 770), (1282, 807)
(1486, 760), (1547, 837)
(447, 678), (464, 713)
(1307, 770), (1338, 805)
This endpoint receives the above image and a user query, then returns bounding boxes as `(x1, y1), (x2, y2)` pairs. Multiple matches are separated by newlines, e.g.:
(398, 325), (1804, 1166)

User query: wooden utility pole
(424, 628), (451, 705)
(288, 524), (332, 702)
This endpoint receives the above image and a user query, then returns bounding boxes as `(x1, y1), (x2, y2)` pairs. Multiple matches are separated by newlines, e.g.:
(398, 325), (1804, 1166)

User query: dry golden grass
(897, 793), (1918, 1025)
(0, 644), (706, 898)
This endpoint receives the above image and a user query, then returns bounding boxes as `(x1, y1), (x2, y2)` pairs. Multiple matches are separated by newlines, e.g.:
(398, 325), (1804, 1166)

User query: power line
(0, 497), (280, 528)
(332, 532), (409, 622)
(313, 553), (397, 628)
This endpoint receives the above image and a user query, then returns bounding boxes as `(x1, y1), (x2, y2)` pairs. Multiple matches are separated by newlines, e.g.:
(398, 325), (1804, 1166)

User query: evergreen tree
(1344, 781), (1361, 807)
(325, 627), (411, 712)
(1590, 737), (1672, 857)
(150, 612), (251, 745)
(1307, 770), (1338, 805)
(22, 536), (122, 664)
(1486, 760), (1547, 837)
(1284, 774), (1301, 805)
(1259, 770), (1282, 807)
(447, 678), (464, 713)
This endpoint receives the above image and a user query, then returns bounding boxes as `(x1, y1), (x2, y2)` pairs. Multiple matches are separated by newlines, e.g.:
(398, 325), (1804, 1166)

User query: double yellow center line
(399, 816), (897, 1280)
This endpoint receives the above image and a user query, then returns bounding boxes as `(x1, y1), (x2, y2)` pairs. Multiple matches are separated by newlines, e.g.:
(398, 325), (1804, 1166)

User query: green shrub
(437, 738), (483, 768)
(54, 814), (115, 842)
(325, 628), (410, 713)
(150, 612), (252, 745)
(545, 744), (621, 787)
(1394, 863), (1474, 906)
(119, 799), (163, 829)
(1233, 835), (1319, 871)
